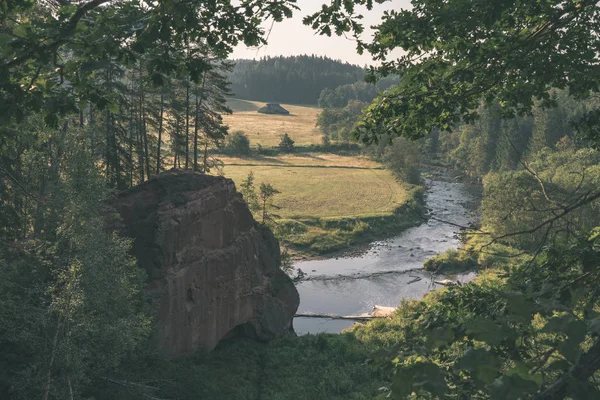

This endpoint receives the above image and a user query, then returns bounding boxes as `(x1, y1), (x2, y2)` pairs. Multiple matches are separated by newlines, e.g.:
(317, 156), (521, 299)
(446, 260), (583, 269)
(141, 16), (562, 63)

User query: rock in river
(114, 170), (299, 356)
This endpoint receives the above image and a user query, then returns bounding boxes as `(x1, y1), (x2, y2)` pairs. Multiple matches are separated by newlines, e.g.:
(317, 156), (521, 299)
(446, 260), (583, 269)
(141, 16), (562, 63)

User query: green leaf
(505, 292), (535, 320)
(426, 326), (455, 348)
(490, 374), (539, 400)
(465, 317), (511, 346)
(391, 362), (446, 398)
(558, 337), (581, 364)
(589, 317), (600, 335)
(455, 347), (501, 384)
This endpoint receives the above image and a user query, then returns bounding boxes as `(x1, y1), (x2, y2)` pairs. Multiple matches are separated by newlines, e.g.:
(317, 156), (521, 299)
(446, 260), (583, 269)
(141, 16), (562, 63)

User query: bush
(384, 137), (421, 184)
(278, 133), (295, 153)
(227, 131), (251, 155)
(423, 249), (477, 273)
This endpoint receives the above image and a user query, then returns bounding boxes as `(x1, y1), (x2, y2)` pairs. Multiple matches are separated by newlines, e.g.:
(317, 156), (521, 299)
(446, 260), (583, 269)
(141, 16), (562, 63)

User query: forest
(227, 55), (365, 104)
(2, 0), (600, 399)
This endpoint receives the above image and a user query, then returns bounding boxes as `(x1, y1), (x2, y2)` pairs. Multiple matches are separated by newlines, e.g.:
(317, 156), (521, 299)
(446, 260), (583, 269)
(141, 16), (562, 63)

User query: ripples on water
(293, 176), (480, 334)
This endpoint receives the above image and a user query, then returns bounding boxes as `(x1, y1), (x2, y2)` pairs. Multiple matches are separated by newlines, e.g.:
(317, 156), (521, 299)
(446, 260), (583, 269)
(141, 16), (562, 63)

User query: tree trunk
(185, 82), (190, 169)
(156, 93), (164, 175)
(142, 91), (151, 180)
(193, 95), (199, 171)
(194, 72), (207, 172)
(203, 142), (209, 173)
(42, 319), (61, 400)
(129, 80), (135, 187)
(137, 66), (145, 183)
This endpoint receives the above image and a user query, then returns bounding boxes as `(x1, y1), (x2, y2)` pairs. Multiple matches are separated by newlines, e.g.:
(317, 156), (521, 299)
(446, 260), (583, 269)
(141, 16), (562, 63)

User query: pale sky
(231, 0), (412, 66)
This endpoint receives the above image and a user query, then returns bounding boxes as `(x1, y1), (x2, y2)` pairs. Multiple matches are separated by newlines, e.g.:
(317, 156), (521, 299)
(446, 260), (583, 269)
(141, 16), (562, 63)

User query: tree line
(228, 55), (365, 104)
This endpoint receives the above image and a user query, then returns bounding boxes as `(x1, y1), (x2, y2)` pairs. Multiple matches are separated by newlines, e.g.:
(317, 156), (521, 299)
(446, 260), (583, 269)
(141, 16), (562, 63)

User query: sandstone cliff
(114, 170), (299, 356)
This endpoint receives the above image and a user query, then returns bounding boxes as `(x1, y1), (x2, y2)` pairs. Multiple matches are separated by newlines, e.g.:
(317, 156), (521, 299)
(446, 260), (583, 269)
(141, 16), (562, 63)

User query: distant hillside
(229, 55), (364, 104)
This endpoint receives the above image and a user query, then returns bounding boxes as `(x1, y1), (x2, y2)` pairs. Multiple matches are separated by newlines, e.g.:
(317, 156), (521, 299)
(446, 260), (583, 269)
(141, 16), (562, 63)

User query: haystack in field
(257, 103), (290, 115)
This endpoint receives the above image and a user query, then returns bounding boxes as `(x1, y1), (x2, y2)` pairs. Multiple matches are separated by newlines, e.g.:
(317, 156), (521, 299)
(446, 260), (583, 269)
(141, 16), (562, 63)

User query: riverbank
(278, 185), (425, 258)
(293, 174), (481, 334)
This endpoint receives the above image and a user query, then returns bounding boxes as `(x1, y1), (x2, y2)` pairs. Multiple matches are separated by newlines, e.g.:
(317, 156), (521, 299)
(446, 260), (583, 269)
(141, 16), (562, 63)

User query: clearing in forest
(223, 99), (322, 146)
(220, 156), (409, 219)
(218, 100), (420, 255)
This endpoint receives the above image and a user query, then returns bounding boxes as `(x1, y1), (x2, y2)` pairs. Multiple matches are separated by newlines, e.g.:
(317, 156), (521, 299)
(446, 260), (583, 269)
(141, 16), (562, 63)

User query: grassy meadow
(223, 99), (322, 146)
(215, 100), (424, 256)
(221, 162), (408, 219)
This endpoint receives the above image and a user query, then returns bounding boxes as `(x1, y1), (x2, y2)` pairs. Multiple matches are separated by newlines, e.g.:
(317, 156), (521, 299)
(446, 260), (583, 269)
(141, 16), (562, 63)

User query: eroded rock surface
(114, 170), (299, 356)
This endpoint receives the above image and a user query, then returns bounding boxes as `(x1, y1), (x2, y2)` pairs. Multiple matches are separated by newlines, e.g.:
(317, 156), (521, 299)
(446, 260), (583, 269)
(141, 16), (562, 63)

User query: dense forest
(228, 55), (364, 104)
(0, 0), (297, 398)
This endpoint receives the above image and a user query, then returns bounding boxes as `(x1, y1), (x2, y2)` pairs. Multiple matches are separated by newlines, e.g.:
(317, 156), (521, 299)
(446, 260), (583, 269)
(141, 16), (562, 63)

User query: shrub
(384, 137), (421, 184)
(278, 133), (295, 153)
(423, 249), (477, 273)
(227, 131), (251, 155)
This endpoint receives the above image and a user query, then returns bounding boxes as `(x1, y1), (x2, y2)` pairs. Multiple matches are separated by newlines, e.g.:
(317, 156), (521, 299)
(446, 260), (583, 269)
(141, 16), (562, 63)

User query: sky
(231, 0), (412, 66)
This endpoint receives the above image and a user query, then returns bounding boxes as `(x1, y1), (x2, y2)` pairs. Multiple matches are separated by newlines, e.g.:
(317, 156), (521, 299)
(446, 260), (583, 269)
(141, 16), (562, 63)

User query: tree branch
(532, 338), (600, 400)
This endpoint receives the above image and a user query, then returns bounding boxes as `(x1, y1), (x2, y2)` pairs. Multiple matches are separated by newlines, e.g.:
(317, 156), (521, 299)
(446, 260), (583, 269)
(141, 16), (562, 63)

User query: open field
(224, 99), (322, 147)
(218, 102), (424, 255)
(221, 164), (407, 219)
(218, 155), (423, 255)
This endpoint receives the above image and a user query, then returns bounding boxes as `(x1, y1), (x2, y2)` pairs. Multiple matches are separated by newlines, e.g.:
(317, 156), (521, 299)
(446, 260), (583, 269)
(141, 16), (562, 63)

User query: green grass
(221, 163), (410, 219)
(217, 155), (424, 255)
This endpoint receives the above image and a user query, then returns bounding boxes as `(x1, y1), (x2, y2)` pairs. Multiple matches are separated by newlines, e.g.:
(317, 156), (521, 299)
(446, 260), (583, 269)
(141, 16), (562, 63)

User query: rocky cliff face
(114, 170), (299, 356)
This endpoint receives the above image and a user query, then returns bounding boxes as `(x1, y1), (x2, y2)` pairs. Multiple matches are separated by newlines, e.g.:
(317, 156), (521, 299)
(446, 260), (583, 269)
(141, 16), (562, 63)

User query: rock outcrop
(257, 103), (290, 115)
(114, 170), (299, 356)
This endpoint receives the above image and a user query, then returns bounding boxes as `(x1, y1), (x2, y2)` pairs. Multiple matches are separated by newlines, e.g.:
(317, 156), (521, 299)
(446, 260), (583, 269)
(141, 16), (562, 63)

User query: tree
(229, 56), (364, 104)
(228, 131), (251, 155)
(278, 133), (295, 153)
(259, 183), (280, 224)
(239, 172), (260, 213)
(306, 0), (600, 145)
(383, 137), (421, 184)
(0, 141), (149, 399)
(1, 0), (298, 129)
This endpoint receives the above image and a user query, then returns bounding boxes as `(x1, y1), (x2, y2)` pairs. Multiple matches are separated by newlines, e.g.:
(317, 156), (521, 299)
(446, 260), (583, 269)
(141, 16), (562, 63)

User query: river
(292, 173), (480, 334)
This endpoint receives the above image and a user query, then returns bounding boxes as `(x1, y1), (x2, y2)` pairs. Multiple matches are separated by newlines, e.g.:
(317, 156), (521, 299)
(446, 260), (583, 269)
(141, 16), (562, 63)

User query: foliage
(350, 230), (600, 399)
(239, 171), (261, 214)
(318, 77), (400, 108)
(227, 130), (251, 155)
(423, 249), (477, 274)
(318, 81), (378, 108)
(481, 146), (600, 250)
(259, 182), (280, 223)
(278, 133), (295, 153)
(99, 333), (387, 400)
(0, 143), (150, 399)
(382, 137), (421, 185)
(1, 0), (297, 127)
(316, 100), (368, 143)
(306, 0), (600, 145)
(229, 55), (364, 104)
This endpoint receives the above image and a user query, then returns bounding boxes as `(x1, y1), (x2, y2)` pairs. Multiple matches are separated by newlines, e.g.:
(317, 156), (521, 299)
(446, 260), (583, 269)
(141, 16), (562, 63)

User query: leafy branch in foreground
(353, 229), (600, 399)
(306, 0), (600, 145)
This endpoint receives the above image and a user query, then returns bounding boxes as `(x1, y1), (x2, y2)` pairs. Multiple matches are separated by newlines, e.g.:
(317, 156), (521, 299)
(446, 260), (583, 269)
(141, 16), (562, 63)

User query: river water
(292, 174), (480, 334)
